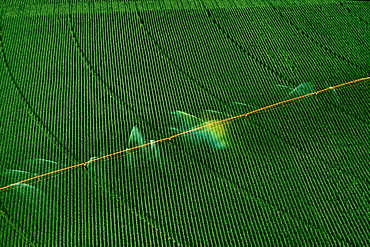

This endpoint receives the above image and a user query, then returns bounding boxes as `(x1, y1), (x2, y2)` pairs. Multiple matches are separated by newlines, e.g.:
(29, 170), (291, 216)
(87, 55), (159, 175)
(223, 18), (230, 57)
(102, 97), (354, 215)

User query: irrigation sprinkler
(0, 77), (368, 192)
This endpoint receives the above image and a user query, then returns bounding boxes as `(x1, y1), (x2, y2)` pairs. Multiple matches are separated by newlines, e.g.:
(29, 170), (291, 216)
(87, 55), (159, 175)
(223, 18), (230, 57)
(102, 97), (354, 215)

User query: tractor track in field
(133, 7), (230, 107)
(0, 207), (36, 246)
(339, 1), (370, 26)
(267, 2), (370, 124)
(66, 8), (155, 132)
(201, 2), (295, 85)
(337, 1), (370, 50)
(196, 0), (369, 142)
(270, 1), (370, 75)
(197, 0), (369, 124)
(66, 3), (182, 246)
(264, 1), (369, 75)
(0, 25), (77, 166)
(0, 21), (78, 247)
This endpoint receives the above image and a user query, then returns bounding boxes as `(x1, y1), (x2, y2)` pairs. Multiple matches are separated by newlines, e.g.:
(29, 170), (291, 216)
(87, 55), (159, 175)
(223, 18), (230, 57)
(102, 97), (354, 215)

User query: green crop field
(0, 0), (369, 245)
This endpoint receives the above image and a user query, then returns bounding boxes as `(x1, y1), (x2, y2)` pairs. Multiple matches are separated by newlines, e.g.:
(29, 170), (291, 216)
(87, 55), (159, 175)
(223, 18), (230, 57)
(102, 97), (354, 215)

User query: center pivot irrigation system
(0, 76), (369, 192)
